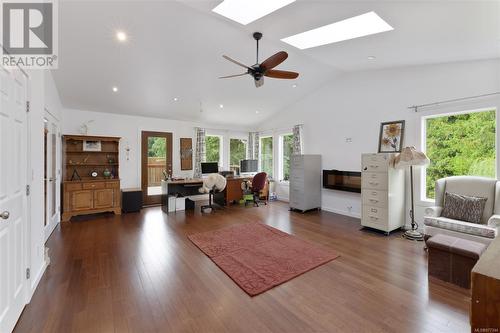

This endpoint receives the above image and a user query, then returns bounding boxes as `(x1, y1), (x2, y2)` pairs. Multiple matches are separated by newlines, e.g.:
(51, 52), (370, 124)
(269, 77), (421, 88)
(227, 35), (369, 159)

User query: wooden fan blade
(260, 51), (288, 71)
(219, 73), (248, 79)
(223, 55), (251, 70)
(264, 69), (299, 79)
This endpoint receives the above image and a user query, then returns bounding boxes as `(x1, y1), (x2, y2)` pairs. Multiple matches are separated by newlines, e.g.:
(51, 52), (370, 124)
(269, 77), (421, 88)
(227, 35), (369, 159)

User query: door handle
(1, 211), (10, 220)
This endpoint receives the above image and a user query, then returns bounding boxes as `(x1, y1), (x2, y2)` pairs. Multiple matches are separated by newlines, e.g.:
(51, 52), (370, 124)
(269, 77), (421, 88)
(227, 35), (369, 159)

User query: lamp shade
(391, 146), (430, 169)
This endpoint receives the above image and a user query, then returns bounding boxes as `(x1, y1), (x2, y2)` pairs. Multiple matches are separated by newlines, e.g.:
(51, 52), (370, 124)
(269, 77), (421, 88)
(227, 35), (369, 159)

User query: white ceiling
(53, 0), (500, 127)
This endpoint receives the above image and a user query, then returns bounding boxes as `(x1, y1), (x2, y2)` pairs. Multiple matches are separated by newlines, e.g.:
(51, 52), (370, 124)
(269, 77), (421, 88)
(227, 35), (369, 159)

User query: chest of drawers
(361, 153), (405, 234)
(289, 154), (322, 212)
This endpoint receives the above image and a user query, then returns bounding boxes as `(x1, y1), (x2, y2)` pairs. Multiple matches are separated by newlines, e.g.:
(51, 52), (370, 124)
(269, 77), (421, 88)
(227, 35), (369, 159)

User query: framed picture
(378, 120), (405, 153)
(180, 138), (193, 170)
(83, 140), (102, 152)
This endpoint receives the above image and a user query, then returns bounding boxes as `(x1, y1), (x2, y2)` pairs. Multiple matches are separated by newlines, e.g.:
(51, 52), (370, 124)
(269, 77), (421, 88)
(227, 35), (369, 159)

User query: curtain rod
(258, 123), (304, 133)
(408, 92), (500, 112)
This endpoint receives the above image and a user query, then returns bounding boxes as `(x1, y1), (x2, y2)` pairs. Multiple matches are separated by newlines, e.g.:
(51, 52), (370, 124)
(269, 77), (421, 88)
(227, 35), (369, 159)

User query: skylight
(281, 11), (393, 49)
(212, 0), (296, 25)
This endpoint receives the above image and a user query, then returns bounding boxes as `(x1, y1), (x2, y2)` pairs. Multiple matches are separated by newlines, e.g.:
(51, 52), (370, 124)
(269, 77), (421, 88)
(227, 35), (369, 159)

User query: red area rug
(188, 223), (339, 296)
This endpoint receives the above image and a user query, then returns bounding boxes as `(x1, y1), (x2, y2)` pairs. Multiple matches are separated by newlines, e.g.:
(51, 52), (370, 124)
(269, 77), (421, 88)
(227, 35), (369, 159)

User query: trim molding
(321, 206), (361, 219)
(28, 261), (47, 302)
(275, 199), (362, 219)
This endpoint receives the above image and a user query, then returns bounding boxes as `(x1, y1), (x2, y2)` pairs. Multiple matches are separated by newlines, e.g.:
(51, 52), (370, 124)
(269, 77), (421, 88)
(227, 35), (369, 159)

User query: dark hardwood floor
(14, 202), (470, 333)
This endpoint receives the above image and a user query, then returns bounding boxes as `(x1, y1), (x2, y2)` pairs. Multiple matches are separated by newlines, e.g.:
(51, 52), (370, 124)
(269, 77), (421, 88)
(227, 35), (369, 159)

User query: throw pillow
(441, 192), (487, 224)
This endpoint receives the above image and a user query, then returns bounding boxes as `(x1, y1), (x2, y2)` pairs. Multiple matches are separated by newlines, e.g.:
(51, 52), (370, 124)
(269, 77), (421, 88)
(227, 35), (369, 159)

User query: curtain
(253, 132), (260, 160)
(193, 127), (206, 178)
(247, 132), (254, 160)
(292, 124), (303, 155)
(247, 132), (260, 160)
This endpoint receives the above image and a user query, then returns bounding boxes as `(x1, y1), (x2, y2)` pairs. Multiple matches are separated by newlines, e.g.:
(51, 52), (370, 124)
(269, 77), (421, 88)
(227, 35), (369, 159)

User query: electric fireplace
(323, 170), (361, 193)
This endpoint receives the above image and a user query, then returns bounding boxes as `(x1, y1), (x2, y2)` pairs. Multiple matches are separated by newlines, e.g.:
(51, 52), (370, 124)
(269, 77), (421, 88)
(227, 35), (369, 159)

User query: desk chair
(245, 172), (267, 207)
(199, 173), (227, 213)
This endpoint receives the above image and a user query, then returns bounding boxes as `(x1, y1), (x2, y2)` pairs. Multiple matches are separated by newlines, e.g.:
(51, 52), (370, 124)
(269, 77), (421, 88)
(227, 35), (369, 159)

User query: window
(260, 136), (273, 177)
(230, 138), (247, 171)
(205, 135), (222, 165)
(279, 134), (294, 181)
(424, 109), (496, 199)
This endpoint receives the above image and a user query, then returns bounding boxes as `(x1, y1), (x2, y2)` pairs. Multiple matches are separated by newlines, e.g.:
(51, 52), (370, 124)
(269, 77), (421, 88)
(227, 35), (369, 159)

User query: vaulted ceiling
(54, 0), (500, 127)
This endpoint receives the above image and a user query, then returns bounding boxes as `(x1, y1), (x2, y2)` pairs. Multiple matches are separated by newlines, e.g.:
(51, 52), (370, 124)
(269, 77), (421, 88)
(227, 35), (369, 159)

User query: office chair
(245, 172), (267, 207)
(199, 173), (227, 213)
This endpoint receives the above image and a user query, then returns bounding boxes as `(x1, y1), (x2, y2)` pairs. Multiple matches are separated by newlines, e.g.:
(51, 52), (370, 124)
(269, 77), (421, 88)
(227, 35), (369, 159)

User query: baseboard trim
(28, 260), (47, 302)
(321, 206), (361, 219)
(276, 200), (361, 219)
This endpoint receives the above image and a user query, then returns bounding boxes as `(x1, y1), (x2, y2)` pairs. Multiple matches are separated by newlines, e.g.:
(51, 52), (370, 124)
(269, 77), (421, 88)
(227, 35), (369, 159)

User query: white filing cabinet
(361, 153), (405, 234)
(289, 154), (322, 212)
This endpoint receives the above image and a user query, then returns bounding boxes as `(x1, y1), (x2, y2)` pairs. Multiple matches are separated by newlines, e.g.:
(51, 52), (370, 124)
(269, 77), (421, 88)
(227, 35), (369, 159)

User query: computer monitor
(240, 159), (258, 173)
(201, 162), (219, 174)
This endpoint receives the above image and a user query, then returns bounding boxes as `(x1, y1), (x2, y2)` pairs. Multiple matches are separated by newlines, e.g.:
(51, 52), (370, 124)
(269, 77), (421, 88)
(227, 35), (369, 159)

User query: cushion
(424, 216), (497, 239)
(426, 234), (486, 259)
(441, 192), (487, 224)
(440, 176), (497, 224)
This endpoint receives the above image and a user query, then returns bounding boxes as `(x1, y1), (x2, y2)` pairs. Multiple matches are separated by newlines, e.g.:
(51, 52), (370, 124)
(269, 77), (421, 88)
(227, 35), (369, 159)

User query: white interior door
(43, 112), (60, 241)
(0, 65), (28, 332)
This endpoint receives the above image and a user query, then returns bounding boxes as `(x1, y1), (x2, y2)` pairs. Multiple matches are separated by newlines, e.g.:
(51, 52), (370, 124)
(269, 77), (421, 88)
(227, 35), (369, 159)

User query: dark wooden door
(141, 131), (173, 206)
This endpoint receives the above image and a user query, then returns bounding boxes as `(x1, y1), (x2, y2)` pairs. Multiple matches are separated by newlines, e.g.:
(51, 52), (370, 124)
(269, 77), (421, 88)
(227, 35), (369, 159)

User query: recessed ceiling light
(116, 31), (127, 42)
(173, 97), (179, 101)
(213, 0), (296, 25)
(112, 86), (118, 92)
(219, 104), (224, 109)
(292, 84), (297, 88)
(255, 110), (260, 114)
(281, 11), (393, 49)
(368, 56), (376, 60)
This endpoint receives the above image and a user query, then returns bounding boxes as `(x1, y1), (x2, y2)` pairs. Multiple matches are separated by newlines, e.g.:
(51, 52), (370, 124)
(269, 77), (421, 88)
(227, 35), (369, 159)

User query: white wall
(61, 109), (248, 189)
(258, 59), (500, 225)
(27, 70), (63, 298)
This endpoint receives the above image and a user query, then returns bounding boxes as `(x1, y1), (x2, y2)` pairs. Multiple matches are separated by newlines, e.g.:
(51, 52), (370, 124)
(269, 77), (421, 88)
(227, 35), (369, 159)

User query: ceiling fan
(220, 32), (299, 88)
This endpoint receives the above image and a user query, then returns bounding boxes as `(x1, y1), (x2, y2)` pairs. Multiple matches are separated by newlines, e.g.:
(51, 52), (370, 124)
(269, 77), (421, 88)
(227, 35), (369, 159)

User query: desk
(224, 176), (269, 205)
(225, 176), (252, 205)
(161, 176), (269, 212)
(161, 179), (204, 213)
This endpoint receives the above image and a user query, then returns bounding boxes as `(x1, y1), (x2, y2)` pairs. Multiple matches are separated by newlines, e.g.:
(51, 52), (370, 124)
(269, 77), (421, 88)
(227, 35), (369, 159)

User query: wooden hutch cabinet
(62, 135), (121, 222)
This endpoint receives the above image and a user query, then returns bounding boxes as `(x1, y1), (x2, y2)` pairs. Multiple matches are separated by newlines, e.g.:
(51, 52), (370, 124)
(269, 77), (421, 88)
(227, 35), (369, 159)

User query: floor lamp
(392, 147), (430, 241)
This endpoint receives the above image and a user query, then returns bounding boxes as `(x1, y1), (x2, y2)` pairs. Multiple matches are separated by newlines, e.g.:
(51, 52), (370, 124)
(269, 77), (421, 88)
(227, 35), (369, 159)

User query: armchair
(424, 176), (500, 245)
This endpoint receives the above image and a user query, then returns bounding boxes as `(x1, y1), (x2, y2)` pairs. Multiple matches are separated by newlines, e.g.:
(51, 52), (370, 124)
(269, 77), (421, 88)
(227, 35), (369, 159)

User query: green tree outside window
(148, 137), (166, 157)
(260, 137), (273, 177)
(281, 134), (294, 181)
(230, 138), (247, 168)
(205, 136), (221, 163)
(425, 110), (496, 198)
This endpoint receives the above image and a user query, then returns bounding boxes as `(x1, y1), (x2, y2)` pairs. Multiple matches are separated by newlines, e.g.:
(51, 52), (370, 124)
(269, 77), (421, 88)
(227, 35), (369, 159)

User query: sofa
(424, 176), (500, 246)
